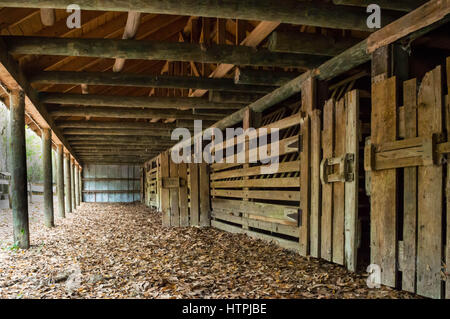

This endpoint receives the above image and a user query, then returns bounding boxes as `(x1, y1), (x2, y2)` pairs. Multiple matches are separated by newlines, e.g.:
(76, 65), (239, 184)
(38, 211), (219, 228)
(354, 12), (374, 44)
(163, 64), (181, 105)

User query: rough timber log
(9, 90), (29, 249)
(40, 93), (245, 110)
(28, 71), (276, 93)
(64, 154), (72, 213)
(56, 144), (65, 218)
(49, 107), (226, 121)
(42, 128), (54, 228)
(332, 0), (427, 12)
(4, 37), (328, 69)
(40, 8), (55, 26)
(70, 159), (75, 212)
(268, 32), (360, 56)
(234, 68), (301, 86)
(0, 0), (400, 31)
(66, 135), (173, 143)
(63, 128), (172, 137)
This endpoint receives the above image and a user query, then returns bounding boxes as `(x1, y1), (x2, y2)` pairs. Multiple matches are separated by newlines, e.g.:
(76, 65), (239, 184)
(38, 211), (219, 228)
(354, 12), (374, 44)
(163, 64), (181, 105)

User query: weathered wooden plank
(30, 71), (276, 94)
(333, 0), (426, 12)
(6, 36), (326, 69)
(310, 110), (321, 258)
(269, 31), (359, 56)
(212, 189), (299, 202)
(211, 177), (300, 188)
(212, 211), (299, 237)
(321, 99), (334, 261)
(234, 68), (300, 86)
(189, 163), (200, 226)
(41, 93), (246, 110)
(344, 90), (359, 272)
(367, 0), (450, 53)
(211, 160), (300, 180)
(402, 78), (418, 293)
(371, 76), (398, 288)
(178, 162), (189, 227)
(0, 1), (394, 31)
(333, 97), (346, 265)
(417, 66), (443, 299)
(211, 220), (300, 253)
(212, 198), (297, 221)
(160, 151), (171, 226)
(199, 163), (210, 227)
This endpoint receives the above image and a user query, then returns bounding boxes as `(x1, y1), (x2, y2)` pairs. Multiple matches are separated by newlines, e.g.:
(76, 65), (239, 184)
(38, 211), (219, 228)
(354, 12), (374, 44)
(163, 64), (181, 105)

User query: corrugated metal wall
(82, 164), (141, 203)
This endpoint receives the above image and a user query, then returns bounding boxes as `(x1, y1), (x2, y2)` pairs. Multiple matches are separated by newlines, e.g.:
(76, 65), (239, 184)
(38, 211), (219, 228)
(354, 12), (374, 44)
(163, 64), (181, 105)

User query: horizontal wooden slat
(211, 160), (300, 180)
(212, 189), (300, 201)
(212, 220), (300, 253)
(82, 190), (140, 194)
(211, 177), (299, 188)
(212, 211), (299, 237)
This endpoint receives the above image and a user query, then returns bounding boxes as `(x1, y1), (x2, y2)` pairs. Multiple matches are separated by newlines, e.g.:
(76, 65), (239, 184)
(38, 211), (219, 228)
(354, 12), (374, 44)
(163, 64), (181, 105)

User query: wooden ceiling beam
(4, 36), (328, 69)
(29, 71), (277, 93)
(332, 0), (427, 12)
(268, 32), (361, 56)
(39, 8), (55, 26)
(56, 120), (177, 130)
(63, 128), (172, 137)
(113, 11), (142, 72)
(234, 68), (301, 86)
(48, 106), (227, 120)
(40, 93), (246, 110)
(0, 0), (400, 31)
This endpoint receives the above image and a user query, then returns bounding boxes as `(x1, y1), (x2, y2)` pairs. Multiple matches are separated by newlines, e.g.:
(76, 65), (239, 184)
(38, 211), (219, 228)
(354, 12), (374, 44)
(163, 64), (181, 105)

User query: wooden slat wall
(211, 106), (302, 252)
(145, 157), (160, 209)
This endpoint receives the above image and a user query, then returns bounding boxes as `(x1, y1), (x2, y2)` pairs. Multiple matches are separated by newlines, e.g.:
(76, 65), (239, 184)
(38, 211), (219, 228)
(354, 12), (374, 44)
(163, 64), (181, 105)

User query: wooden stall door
(366, 59), (450, 299)
(160, 150), (210, 227)
(320, 90), (360, 272)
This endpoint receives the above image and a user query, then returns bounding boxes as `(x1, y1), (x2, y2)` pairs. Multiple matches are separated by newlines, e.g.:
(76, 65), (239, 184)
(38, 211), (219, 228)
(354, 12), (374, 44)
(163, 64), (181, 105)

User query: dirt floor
(0, 202), (419, 299)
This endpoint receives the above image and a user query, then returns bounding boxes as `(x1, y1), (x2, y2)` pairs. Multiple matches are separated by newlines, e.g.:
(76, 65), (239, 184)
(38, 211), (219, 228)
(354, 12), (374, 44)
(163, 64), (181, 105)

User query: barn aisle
(0, 203), (417, 299)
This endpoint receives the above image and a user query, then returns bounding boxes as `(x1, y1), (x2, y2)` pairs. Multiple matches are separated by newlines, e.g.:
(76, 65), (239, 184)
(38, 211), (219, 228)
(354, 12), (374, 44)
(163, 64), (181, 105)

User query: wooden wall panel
(160, 151), (171, 227)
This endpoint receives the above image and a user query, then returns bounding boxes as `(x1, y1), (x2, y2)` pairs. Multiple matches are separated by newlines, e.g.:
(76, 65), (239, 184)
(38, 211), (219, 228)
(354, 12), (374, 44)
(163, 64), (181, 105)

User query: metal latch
(320, 153), (355, 184)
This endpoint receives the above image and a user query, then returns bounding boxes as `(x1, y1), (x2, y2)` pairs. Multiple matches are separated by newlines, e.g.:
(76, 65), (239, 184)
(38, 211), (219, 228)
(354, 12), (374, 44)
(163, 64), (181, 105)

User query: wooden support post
(56, 144), (65, 218)
(42, 128), (54, 228)
(310, 109), (321, 258)
(446, 56), (450, 300)
(9, 89), (29, 249)
(78, 168), (82, 204)
(64, 154), (72, 213)
(74, 165), (80, 207)
(70, 158), (75, 212)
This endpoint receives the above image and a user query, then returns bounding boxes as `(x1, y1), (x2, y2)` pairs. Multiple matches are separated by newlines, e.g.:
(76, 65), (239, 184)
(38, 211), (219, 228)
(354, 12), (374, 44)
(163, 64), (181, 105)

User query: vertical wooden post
(42, 128), (54, 227)
(56, 144), (65, 218)
(169, 159), (180, 226)
(446, 56), (450, 300)
(78, 167), (82, 204)
(64, 154), (72, 213)
(70, 158), (75, 211)
(9, 89), (29, 249)
(74, 164), (80, 207)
